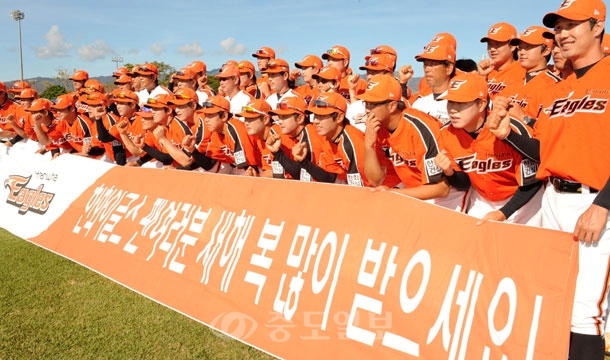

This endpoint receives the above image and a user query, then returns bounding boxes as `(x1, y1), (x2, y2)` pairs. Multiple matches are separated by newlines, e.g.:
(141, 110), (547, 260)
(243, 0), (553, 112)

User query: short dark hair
(455, 58), (478, 73)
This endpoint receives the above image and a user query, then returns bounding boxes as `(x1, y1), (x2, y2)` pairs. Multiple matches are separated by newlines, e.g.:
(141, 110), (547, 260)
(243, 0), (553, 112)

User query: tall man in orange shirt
(322, 45), (367, 102)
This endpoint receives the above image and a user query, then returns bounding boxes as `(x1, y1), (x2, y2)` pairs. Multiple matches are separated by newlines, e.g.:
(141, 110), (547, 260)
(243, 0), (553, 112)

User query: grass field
(0, 228), (276, 359)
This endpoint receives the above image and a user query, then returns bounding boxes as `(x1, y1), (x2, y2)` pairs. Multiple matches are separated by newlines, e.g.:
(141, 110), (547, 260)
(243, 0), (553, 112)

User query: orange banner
(30, 167), (577, 359)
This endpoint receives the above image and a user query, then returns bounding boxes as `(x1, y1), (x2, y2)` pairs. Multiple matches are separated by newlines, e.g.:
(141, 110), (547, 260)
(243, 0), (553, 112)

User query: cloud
(35, 25), (73, 59)
(177, 40), (204, 57)
(77, 40), (116, 61)
(128, 48), (140, 55)
(150, 43), (165, 55)
(220, 37), (246, 55)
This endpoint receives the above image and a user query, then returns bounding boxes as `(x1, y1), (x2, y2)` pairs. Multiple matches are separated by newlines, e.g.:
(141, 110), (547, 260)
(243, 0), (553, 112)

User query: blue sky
(0, 0), (557, 83)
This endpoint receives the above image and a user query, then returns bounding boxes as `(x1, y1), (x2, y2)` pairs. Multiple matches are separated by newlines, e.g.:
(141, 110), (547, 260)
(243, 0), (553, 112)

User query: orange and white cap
(322, 45), (350, 61)
(430, 33), (457, 50)
(188, 60), (207, 74)
(114, 75), (132, 85)
(174, 67), (196, 81)
(306, 92), (347, 115)
(263, 59), (290, 73)
(480, 22), (518, 43)
(70, 70), (89, 81)
(312, 66), (342, 82)
(438, 73), (488, 103)
(84, 79), (104, 94)
(543, 0), (606, 27)
(295, 55), (323, 69)
(26, 99), (53, 112)
(358, 74), (402, 103)
(112, 67), (130, 78)
(368, 45), (397, 60)
(238, 60), (256, 74)
(237, 98), (272, 118)
(143, 94), (173, 109)
(51, 94), (76, 110)
(252, 46), (276, 59)
(215, 64), (240, 79)
(131, 63), (158, 76)
(15, 88), (39, 100)
(415, 42), (456, 63)
(510, 26), (555, 47)
(199, 95), (231, 114)
(269, 96), (307, 116)
(8, 80), (31, 94)
(111, 89), (139, 104)
(169, 88), (199, 106)
(80, 92), (109, 107)
(359, 54), (395, 72)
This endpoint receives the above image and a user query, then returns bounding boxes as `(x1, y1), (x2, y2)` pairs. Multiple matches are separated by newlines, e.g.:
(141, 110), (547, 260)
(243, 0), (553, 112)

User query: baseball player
(434, 73), (543, 225)
(322, 45), (367, 103)
(215, 64), (254, 118)
(486, 0), (610, 357)
(235, 98), (276, 177)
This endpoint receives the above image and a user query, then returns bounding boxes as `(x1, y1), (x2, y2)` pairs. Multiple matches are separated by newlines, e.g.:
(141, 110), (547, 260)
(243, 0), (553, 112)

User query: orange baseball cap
(215, 64), (240, 79)
(8, 80), (31, 94)
(188, 60), (207, 74)
(480, 22), (517, 43)
(84, 79), (104, 94)
(263, 59), (290, 73)
(112, 67), (130, 78)
(15, 88), (39, 100)
(322, 45), (350, 61)
(510, 26), (555, 47)
(368, 45), (397, 59)
(111, 89), (139, 104)
(132, 63), (158, 76)
(543, 0), (606, 27)
(174, 67), (196, 81)
(430, 33), (457, 50)
(143, 94), (173, 109)
(26, 99), (53, 112)
(135, 107), (154, 118)
(252, 46), (276, 59)
(438, 73), (488, 103)
(52, 94), (76, 110)
(306, 92), (347, 115)
(312, 66), (342, 82)
(238, 60), (256, 74)
(269, 96), (307, 116)
(415, 42), (456, 63)
(70, 70), (89, 81)
(295, 55), (323, 69)
(114, 75), (132, 85)
(237, 98), (272, 118)
(360, 54), (395, 72)
(169, 88), (199, 106)
(200, 95), (231, 114)
(80, 92), (109, 107)
(358, 74), (402, 103)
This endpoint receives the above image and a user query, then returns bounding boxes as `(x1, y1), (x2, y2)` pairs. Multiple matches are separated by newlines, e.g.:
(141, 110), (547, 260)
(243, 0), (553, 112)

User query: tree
(55, 68), (73, 91)
(208, 76), (220, 94)
(40, 85), (67, 100)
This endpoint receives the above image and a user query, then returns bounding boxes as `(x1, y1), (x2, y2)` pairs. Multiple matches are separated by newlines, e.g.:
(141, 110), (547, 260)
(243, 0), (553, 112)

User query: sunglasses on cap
(17, 97), (34, 101)
(174, 93), (193, 101)
(175, 71), (187, 76)
(146, 97), (168, 106)
(138, 66), (153, 72)
(365, 58), (382, 66)
(202, 101), (229, 112)
(266, 62), (286, 70)
(86, 94), (102, 101)
(370, 48), (385, 55)
(256, 49), (270, 56)
(312, 99), (343, 112)
(114, 92), (134, 99)
(326, 48), (344, 56)
(241, 105), (267, 116)
(277, 102), (302, 112)
(140, 106), (154, 114)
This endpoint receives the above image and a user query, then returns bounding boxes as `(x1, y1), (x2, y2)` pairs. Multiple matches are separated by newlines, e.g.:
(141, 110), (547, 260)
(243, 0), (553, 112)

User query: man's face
(151, 107), (169, 125)
(326, 57), (347, 73)
(257, 57), (270, 71)
(116, 102), (135, 117)
(302, 66), (318, 83)
(276, 113), (300, 136)
(312, 113), (338, 138)
(219, 77), (238, 95)
(204, 112), (225, 132)
(73, 80), (85, 91)
(486, 40), (515, 67)
(268, 72), (286, 92)
(517, 42), (548, 71)
(422, 59), (450, 89)
(174, 103), (195, 123)
(554, 17), (600, 63)
(243, 115), (266, 136)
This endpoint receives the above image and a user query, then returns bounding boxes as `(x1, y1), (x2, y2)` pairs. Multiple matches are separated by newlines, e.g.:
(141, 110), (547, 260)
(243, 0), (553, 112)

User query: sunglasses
(114, 92), (136, 100)
(277, 102), (302, 112)
(241, 105), (267, 116)
(326, 48), (344, 56)
(256, 49), (270, 56)
(202, 101), (229, 112)
(146, 97), (168, 106)
(266, 62), (286, 70)
(174, 93), (192, 100)
(312, 99), (343, 112)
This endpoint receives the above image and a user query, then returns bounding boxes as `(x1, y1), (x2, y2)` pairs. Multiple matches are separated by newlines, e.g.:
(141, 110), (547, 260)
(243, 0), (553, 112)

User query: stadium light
(112, 56), (124, 69)
(10, 10), (25, 82)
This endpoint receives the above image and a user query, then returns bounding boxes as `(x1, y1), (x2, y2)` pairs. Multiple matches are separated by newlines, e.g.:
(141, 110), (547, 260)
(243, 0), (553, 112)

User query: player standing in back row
(487, 0), (610, 357)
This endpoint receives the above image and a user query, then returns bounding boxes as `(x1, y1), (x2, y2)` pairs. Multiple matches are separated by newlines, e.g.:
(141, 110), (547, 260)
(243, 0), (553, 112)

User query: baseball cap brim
(357, 92), (392, 103)
(136, 111), (154, 118)
(236, 111), (263, 118)
(436, 93), (480, 102)
(305, 107), (338, 116)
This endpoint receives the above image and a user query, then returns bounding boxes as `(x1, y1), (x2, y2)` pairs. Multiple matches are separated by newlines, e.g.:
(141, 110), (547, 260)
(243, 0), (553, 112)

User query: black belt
(549, 176), (598, 194)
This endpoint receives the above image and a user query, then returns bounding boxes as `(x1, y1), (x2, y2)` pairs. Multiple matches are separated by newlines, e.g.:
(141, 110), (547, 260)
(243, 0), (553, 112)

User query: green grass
(0, 228), (275, 360)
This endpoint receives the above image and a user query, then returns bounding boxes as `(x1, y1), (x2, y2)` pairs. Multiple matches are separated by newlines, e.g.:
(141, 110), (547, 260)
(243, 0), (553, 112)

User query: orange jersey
(338, 76), (367, 102)
(207, 118), (261, 169)
(439, 118), (538, 202)
(0, 98), (20, 132)
(32, 118), (73, 152)
(510, 70), (561, 119)
(54, 114), (100, 153)
(318, 124), (399, 187)
(487, 61), (526, 100)
(294, 85), (319, 106)
(13, 104), (31, 134)
(535, 55), (610, 190)
(375, 108), (444, 187)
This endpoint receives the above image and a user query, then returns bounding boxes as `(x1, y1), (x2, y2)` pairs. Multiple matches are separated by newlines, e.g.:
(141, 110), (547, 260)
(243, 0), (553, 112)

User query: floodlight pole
(112, 56), (124, 69)
(10, 10), (25, 82)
